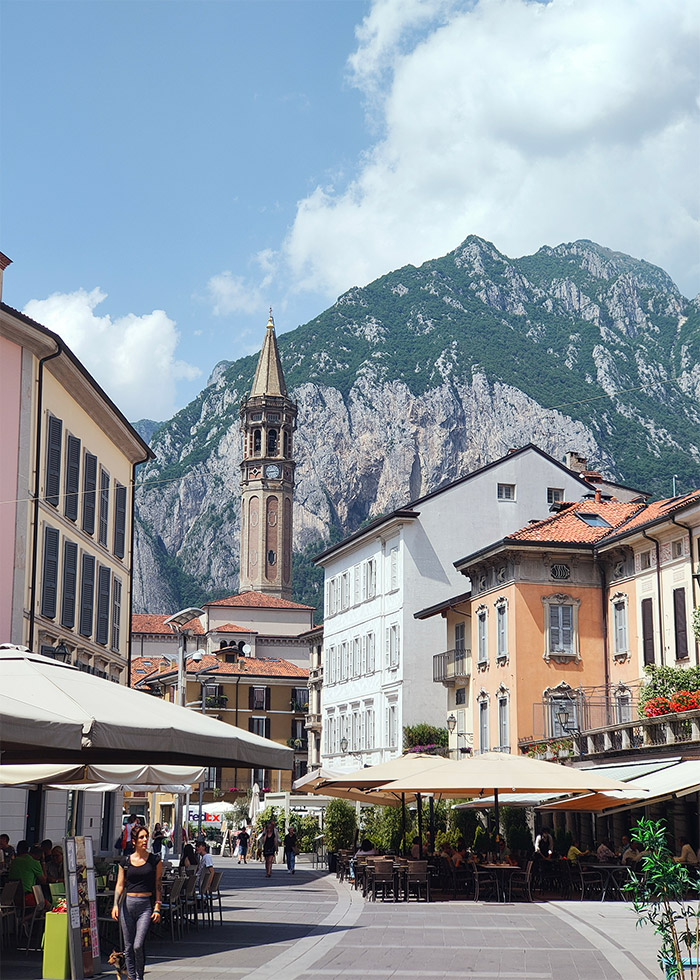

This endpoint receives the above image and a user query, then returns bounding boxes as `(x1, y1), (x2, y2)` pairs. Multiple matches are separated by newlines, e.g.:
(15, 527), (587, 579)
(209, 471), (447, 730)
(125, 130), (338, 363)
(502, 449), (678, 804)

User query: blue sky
(2, 0), (698, 421)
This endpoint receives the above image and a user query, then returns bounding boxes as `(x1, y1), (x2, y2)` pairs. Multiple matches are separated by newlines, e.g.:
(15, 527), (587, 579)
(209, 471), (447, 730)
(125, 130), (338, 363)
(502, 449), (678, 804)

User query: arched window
(267, 428), (278, 456)
(253, 429), (261, 455)
(283, 430), (290, 457)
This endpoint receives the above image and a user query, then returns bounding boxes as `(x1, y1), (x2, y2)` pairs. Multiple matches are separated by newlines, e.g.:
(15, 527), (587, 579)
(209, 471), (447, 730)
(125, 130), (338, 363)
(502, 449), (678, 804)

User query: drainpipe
(126, 460), (140, 682)
(670, 514), (699, 664)
(594, 552), (611, 726)
(642, 529), (665, 667)
(28, 342), (62, 651)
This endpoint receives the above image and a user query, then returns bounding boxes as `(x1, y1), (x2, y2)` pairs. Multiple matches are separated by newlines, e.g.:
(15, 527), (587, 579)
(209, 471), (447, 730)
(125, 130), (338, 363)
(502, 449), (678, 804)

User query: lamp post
(447, 713), (457, 759)
(555, 706), (580, 758)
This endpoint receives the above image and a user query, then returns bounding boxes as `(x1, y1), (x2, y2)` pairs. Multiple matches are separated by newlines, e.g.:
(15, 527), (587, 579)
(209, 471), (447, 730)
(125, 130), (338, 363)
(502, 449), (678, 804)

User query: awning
(293, 766), (409, 807)
(0, 646), (292, 770)
(540, 760), (700, 815)
(0, 763), (206, 792)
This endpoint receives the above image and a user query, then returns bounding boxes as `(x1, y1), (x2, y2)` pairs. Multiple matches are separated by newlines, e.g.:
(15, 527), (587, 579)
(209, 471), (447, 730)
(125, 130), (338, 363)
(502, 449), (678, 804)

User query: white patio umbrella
(249, 782), (261, 824)
(0, 646), (292, 771)
(0, 763), (207, 794)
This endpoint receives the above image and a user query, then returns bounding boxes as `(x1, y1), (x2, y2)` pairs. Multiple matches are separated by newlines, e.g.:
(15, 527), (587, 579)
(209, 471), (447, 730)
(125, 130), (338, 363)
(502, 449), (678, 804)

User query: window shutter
(265, 718), (271, 740)
(113, 483), (127, 558)
(561, 605), (573, 651)
(674, 589), (688, 659)
(248, 718), (254, 733)
(96, 565), (110, 645)
(82, 453), (97, 534)
(41, 526), (59, 618)
(549, 606), (560, 650)
(64, 435), (81, 521)
(641, 598), (655, 665)
(385, 628), (390, 666)
(61, 539), (78, 628)
(79, 554), (95, 636)
(265, 687), (271, 710)
(111, 577), (122, 652)
(45, 416), (62, 507)
(248, 687), (254, 710)
(98, 469), (110, 546)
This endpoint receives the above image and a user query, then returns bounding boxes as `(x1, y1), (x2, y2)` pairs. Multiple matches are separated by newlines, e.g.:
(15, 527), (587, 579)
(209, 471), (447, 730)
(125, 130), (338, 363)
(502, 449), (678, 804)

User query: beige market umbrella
(293, 767), (405, 807)
(0, 646), (292, 770)
(0, 763), (207, 793)
(373, 752), (636, 832)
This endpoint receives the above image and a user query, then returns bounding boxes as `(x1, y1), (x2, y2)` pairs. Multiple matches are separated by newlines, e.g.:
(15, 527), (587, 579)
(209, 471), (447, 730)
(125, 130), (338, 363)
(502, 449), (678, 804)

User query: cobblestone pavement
(3, 857), (662, 980)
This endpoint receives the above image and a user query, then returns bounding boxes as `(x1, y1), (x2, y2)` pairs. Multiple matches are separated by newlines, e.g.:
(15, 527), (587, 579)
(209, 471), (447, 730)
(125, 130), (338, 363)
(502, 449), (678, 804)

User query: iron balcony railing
(433, 648), (471, 684)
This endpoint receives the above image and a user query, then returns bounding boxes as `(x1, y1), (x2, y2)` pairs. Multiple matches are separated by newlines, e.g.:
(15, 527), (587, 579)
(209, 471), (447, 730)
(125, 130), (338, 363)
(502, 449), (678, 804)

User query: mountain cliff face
(133, 237), (700, 613)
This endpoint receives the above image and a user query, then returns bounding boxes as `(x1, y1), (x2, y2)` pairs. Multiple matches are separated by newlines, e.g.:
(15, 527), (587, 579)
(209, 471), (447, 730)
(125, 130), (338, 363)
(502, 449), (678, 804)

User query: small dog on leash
(108, 950), (127, 978)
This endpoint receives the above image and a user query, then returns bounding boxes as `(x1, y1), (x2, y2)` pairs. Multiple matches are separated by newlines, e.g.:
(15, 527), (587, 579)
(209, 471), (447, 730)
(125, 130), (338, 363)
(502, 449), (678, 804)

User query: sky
(2, 0), (698, 423)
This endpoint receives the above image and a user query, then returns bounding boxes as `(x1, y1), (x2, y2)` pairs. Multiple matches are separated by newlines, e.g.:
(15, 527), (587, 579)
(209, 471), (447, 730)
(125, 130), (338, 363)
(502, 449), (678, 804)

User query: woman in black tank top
(112, 825), (162, 980)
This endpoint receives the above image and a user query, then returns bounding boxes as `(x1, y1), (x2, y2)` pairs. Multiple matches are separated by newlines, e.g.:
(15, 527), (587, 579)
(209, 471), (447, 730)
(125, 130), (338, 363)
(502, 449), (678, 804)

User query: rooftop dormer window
(576, 512), (611, 528)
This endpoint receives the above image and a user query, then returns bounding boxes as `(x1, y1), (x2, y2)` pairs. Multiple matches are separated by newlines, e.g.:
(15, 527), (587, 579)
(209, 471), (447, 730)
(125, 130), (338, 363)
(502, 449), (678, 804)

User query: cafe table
(478, 863), (519, 903)
(597, 864), (631, 902)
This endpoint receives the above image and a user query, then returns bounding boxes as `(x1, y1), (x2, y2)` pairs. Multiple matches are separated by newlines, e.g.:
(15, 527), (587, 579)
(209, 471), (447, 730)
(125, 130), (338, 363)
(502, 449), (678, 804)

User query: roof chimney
(594, 489), (602, 503)
(565, 451), (587, 473)
(0, 252), (12, 302)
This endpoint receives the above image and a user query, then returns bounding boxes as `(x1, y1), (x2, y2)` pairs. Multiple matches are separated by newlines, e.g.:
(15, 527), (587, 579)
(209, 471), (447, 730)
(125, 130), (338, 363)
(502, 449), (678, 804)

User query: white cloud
(284, 0), (700, 298)
(206, 249), (279, 317)
(24, 288), (201, 421)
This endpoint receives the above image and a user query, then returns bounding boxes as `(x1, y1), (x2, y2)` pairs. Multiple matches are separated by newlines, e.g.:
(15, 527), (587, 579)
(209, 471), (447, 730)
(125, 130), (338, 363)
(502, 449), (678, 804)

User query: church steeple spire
(249, 307), (287, 398)
(239, 311), (298, 600)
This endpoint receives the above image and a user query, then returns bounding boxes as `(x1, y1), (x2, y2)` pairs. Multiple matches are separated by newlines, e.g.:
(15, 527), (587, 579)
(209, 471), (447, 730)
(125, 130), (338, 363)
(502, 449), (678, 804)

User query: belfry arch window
(283, 430), (290, 458)
(253, 429), (262, 456)
(267, 428), (278, 456)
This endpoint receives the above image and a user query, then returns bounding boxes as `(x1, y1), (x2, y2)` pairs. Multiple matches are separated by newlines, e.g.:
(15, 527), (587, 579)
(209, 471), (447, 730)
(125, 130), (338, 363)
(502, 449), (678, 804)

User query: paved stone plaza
(3, 857), (663, 980)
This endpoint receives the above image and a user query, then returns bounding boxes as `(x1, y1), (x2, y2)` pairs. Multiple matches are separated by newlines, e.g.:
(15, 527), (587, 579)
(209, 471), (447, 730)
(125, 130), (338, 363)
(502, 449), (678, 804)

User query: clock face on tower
(265, 464), (281, 479)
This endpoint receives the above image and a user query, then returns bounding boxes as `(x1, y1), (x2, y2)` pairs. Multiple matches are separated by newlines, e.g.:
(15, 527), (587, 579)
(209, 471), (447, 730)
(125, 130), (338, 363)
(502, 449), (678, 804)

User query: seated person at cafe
(452, 841), (468, 867)
(354, 838), (377, 858)
(674, 837), (699, 865)
(622, 840), (641, 866)
(596, 840), (617, 863)
(0, 833), (16, 865)
(567, 840), (590, 864)
(410, 836), (422, 859)
(9, 839), (46, 905)
(179, 843), (197, 869)
(41, 839), (53, 862)
(46, 846), (65, 883)
(195, 841), (214, 888)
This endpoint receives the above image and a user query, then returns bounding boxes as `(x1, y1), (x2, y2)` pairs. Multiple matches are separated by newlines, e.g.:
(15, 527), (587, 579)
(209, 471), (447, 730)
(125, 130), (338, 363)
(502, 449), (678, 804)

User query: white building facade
(316, 445), (645, 772)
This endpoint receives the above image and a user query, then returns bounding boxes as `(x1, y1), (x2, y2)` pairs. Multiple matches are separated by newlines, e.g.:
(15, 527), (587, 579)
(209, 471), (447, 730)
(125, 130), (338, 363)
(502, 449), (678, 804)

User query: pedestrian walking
(151, 822), (165, 855)
(112, 825), (162, 980)
(238, 826), (250, 864)
(283, 826), (299, 874)
(261, 821), (279, 878)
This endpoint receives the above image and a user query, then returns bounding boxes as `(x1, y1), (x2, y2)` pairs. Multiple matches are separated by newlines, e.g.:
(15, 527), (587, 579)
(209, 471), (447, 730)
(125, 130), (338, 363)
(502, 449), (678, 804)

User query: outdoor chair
(0, 880), (20, 948)
(405, 861), (430, 902)
(572, 863), (604, 901)
(438, 857), (457, 898)
(508, 861), (534, 902)
(182, 873), (199, 931)
(19, 885), (46, 954)
(472, 865), (498, 903)
(209, 871), (224, 925)
(49, 882), (66, 902)
(369, 860), (396, 902)
(197, 868), (216, 926)
(160, 876), (184, 941)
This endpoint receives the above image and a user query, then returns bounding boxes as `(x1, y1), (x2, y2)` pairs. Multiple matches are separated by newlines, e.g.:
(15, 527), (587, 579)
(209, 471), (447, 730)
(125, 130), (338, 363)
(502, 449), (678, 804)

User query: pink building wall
(0, 335), (22, 642)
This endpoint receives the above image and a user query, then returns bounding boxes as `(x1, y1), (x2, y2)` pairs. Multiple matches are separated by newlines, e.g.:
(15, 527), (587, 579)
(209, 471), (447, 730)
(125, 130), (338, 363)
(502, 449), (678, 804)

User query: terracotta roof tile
(131, 613), (204, 635)
(506, 500), (645, 545)
(140, 653), (308, 682)
(129, 656), (170, 687)
(210, 622), (258, 634)
(604, 488), (700, 537)
(204, 590), (314, 611)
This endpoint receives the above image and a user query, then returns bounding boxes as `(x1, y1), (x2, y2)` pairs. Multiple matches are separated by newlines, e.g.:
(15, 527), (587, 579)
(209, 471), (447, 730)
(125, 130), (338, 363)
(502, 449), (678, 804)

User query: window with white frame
(387, 703), (398, 748)
(615, 687), (633, 724)
(497, 690), (509, 751)
(547, 487), (564, 504)
(495, 598), (508, 660)
(367, 632), (375, 672)
(640, 550), (652, 570)
(326, 645), (335, 684)
(363, 558), (377, 600)
(672, 539), (683, 559)
(477, 607), (488, 664)
(365, 706), (375, 749)
(455, 621), (466, 668)
(611, 593), (629, 658)
(352, 637), (361, 677)
(497, 483), (515, 501)
(341, 571), (350, 610)
(341, 641), (349, 681)
(389, 546), (399, 591)
(478, 697), (489, 753)
(386, 623), (400, 668)
(455, 687), (466, 706)
(542, 594), (581, 662)
(351, 711), (359, 751)
(354, 563), (361, 604)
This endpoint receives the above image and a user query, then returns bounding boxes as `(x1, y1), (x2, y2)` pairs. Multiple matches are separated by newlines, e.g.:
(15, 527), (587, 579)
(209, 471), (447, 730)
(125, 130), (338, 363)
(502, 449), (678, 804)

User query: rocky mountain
(132, 237), (700, 614)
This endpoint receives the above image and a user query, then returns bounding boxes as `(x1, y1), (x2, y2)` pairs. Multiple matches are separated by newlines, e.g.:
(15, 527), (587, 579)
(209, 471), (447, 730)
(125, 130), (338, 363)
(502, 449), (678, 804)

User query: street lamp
(446, 714), (457, 733)
(53, 640), (71, 663)
(340, 736), (349, 755)
(164, 607), (205, 707)
(555, 706), (581, 757)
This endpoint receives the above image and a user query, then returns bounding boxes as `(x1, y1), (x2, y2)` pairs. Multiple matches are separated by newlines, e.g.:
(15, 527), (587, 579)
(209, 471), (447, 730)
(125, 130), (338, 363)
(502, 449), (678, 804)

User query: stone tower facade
(239, 312), (297, 599)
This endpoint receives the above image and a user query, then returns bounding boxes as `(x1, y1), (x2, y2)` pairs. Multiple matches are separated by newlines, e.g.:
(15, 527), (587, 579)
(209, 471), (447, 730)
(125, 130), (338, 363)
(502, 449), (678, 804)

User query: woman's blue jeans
(286, 849), (296, 872)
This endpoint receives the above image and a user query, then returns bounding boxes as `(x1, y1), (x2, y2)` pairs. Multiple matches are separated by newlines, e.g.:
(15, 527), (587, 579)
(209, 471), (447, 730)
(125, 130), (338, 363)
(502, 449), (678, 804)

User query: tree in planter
(297, 815), (320, 853)
(625, 817), (700, 979)
(501, 806), (534, 862)
(324, 799), (357, 852)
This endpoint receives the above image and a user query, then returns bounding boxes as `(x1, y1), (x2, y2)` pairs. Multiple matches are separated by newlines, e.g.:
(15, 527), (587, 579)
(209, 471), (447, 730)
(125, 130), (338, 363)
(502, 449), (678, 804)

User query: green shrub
(638, 665), (700, 717)
(324, 799), (357, 851)
(255, 804), (285, 837)
(296, 815), (320, 853)
(403, 724), (449, 749)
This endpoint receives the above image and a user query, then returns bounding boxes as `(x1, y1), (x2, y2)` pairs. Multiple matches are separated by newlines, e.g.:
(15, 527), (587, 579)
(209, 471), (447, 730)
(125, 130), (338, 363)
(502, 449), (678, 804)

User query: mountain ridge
(132, 236), (700, 614)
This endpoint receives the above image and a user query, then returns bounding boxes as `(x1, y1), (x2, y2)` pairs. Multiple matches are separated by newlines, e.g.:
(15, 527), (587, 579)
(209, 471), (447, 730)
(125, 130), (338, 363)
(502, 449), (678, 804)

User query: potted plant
(625, 817), (700, 978)
(324, 799), (356, 873)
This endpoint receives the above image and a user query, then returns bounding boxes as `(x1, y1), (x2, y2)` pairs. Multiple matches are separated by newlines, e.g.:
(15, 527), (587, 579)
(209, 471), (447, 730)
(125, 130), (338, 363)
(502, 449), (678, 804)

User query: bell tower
(239, 311), (297, 599)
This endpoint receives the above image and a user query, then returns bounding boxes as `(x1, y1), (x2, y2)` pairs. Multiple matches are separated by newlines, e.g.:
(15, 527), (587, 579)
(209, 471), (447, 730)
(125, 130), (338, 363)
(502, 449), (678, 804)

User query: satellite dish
(241, 644), (252, 657)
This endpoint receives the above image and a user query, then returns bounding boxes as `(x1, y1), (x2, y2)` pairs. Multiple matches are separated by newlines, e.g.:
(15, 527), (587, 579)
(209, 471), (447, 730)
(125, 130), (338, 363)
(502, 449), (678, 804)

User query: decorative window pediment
(541, 594), (581, 663)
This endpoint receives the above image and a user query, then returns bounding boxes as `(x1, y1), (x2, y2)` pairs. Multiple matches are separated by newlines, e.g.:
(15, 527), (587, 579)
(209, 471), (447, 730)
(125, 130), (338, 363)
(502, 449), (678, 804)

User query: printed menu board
(64, 837), (101, 979)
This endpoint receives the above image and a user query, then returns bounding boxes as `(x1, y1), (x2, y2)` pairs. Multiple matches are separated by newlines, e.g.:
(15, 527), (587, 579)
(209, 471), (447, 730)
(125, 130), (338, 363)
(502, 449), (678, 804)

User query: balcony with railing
(305, 712), (321, 732)
(433, 648), (471, 686)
